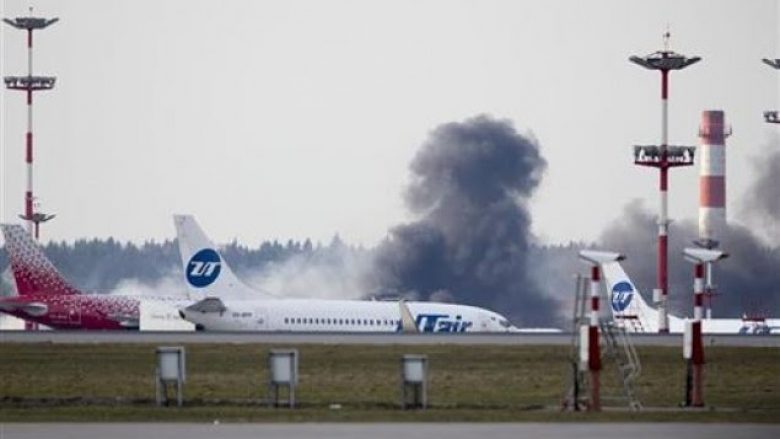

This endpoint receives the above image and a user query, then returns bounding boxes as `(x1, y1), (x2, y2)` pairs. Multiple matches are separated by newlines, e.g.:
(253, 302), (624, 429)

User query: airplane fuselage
(180, 298), (516, 333)
(0, 294), (139, 330)
(0, 294), (192, 330)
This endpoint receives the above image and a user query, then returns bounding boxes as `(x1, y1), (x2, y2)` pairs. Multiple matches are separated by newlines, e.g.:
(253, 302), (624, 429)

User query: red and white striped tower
(3, 10), (58, 239)
(690, 262), (705, 406)
(630, 32), (700, 333)
(588, 265), (602, 412)
(697, 111), (730, 318)
(698, 111), (730, 243)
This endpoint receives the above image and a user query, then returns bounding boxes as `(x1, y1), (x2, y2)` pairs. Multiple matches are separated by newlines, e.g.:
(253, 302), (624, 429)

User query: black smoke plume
(371, 115), (557, 326)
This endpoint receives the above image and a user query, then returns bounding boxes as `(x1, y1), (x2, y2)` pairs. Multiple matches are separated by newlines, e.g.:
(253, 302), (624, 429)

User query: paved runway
(1, 330), (778, 346)
(1, 423), (778, 439)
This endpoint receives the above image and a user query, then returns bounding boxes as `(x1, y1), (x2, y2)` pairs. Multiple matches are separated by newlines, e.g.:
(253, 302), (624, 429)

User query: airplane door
(254, 307), (269, 331)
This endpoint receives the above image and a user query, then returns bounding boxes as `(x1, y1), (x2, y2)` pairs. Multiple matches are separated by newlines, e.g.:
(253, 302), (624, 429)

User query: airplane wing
(106, 312), (139, 328)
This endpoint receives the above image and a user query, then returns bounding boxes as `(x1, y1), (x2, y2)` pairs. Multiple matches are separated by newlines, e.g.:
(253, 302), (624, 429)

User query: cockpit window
(499, 319), (511, 328)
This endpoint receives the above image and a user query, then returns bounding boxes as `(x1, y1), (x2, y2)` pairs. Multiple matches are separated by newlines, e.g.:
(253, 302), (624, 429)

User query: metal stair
(600, 319), (642, 410)
(563, 273), (642, 411)
(614, 314), (645, 333)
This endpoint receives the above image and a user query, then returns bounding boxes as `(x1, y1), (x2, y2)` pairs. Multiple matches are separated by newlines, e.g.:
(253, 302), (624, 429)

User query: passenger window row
(282, 317), (400, 327)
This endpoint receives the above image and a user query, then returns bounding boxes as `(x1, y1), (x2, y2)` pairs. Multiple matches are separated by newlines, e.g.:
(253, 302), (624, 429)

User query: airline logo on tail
(186, 249), (222, 287)
(611, 281), (634, 312)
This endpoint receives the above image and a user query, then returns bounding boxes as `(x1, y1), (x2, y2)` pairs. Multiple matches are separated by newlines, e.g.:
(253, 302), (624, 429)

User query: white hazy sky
(1, 0), (778, 246)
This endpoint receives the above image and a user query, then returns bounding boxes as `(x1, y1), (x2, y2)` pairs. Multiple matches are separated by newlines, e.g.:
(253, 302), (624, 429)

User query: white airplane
(173, 215), (522, 333)
(582, 250), (780, 335)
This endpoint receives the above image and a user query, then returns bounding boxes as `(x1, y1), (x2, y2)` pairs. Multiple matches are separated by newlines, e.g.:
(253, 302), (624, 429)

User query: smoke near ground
(111, 271), (190, 299)
(370, 115), (557, 327)
(600, 201), (780, 318)
(241, 237), (373, 300)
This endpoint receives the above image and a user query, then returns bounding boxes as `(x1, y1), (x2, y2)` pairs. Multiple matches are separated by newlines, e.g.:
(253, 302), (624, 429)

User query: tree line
(0, 235), (362, 295)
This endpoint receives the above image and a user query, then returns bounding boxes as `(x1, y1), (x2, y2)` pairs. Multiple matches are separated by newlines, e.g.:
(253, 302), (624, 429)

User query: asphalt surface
(1, 423), (778, 439)
(0, 330), (778, 346)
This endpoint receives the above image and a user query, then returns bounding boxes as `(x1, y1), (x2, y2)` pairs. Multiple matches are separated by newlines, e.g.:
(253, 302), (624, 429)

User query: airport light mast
(762, 58), (780, 124)
(3, 9), (58, 239)
(630, 32), (700, 333)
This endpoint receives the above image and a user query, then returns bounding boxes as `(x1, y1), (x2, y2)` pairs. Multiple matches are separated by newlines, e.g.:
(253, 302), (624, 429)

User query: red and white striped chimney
(698, 111), (729, 242)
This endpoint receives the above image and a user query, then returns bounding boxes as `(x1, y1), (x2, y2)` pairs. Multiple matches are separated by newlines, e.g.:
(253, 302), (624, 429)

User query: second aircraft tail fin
(0, 224), (81, 296)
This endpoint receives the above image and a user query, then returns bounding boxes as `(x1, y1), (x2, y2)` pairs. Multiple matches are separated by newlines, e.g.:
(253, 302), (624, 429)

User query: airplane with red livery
(0, 224), (193, 330)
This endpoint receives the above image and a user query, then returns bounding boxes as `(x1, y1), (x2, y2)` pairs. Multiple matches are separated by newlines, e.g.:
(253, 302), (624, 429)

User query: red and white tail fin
(1, 224), (80, 296)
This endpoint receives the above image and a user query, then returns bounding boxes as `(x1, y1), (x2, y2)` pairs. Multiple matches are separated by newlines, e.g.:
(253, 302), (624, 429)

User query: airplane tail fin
(0, 224), (80, 296)
(600, 260), (658, 333)
(173, 215), (267, 299)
